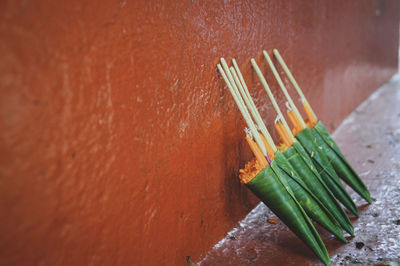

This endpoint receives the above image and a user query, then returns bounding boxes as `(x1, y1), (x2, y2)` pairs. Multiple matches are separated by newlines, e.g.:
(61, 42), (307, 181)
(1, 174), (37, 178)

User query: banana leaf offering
(313, 121), (371, 203)
(218, 59), (334, 265)
(217, 58), (338, 265)
(214, 47), (374, 264)
(229, 58), (350, 243)
(260, 50), (361, 218)
(272, 49), (371, 204)
(251, 57), (355, 235)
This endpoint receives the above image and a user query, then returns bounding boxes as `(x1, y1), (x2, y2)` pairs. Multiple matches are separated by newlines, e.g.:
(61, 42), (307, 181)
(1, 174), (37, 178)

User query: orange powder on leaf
(239, 158), (265, 184)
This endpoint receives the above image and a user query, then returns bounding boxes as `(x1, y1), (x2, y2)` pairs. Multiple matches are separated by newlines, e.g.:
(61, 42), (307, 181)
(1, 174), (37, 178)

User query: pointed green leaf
(275, 151), (347, 243)
(247, 164), (331, 265)
(313, 121), (371, 203)
(291, 141), (353, 231)
(283, 144), (349, 242)
(295, 127), (359, 219)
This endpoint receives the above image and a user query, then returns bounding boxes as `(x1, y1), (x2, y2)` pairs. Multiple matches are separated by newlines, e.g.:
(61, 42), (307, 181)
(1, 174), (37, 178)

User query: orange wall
(0, 0), (398, 265)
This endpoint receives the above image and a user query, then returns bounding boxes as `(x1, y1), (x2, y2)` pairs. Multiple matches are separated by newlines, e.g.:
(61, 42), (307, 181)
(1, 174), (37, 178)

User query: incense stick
(229, 65), (277, 155)
(272, 49), (318, 122)
(287, 109), (303, 134)
(245, 132), (268, 167)
(217, 63), (268, 158)
(231, 59), (277, 153)
(231, 60), (252, 107)
(250, 59), (296, 143)
(229, 67), (274, 163)
(263, 50), (306, 129)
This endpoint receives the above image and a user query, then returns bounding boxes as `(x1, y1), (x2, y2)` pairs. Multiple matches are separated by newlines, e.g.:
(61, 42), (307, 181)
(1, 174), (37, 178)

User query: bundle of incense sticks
(216, 51), (371, 265)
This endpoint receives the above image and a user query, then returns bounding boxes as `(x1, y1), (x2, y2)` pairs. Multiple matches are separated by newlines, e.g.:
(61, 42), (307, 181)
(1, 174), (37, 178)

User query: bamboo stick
(231, 59), (277, 153)
(272, 49), (318, 122)
(217, 62), (268, 157)
(246, 133), (268, 167)
(263, 50), (306, 129)
(275, 115), (293, 146)
(250, 59), (296, 143)
(229, 66), (275, 157)
(229, 63), (277, 153)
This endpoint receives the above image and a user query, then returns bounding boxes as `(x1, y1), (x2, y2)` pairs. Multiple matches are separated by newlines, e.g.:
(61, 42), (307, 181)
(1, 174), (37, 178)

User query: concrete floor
(199, 74), (400, 265)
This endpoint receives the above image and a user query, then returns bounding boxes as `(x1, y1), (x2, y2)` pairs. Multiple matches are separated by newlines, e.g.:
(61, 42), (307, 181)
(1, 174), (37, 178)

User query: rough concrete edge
(197, 203), (266, 264)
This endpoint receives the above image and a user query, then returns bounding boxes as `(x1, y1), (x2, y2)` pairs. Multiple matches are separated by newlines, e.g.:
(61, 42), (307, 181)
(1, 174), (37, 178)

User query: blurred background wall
(0, 0), (399, 265)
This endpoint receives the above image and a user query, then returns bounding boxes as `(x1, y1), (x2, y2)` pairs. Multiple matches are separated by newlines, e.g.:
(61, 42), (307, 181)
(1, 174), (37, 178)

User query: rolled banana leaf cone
(246, 162), (331, 265)
(312, 121), (371, 203)
(295, 127), (359, 219)
(273, 151), (347, 243)
(285, 142), (353, 239)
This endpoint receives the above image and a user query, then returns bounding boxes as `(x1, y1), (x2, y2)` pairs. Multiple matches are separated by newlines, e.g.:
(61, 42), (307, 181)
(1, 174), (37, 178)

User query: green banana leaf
(313, 121), (371, 203)
(247, 162), (331, 265)
(273, 151), (347, 242)
(283, 142), (351, 240)
(295, 127), (359, 218)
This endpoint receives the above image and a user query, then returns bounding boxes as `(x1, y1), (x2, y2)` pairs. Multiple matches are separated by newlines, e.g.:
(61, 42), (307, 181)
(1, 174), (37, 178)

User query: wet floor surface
(199, 75), (400, 265)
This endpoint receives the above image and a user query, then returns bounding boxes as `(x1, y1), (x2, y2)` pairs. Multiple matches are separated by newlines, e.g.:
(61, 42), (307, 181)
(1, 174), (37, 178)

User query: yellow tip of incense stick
(303, 101), (318, 128)
(274, 119), (293, 148)
(259, 133), (275, 161)
(246, 134), (268, 167)
(287, 109), (303, 136)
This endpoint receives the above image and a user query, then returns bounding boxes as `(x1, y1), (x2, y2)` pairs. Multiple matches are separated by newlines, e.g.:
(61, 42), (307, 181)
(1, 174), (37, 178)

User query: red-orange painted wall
(0, 1), (398, 265)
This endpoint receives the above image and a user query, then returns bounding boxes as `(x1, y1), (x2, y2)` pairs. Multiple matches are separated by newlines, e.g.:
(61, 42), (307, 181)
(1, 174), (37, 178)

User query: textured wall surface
(0, 0), (398, 265)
